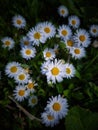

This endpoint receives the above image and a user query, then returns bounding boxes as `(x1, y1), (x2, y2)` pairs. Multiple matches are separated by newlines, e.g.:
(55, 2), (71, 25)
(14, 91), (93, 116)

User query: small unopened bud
(92, 40), (98, 48)
(47, 80), (53, 87)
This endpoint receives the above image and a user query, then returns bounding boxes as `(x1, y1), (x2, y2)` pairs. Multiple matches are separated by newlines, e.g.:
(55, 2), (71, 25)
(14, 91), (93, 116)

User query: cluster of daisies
(1, 4), (98, 127)
(5, 61), (38, 107)
(41, 95), (68, 127)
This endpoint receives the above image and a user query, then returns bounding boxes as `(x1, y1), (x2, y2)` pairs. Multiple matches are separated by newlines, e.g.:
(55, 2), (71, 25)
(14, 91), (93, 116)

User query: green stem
(84, 54), (98, 71)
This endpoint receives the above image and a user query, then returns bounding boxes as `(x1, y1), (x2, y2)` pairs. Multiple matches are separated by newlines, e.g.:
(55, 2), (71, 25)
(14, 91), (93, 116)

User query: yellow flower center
(25, 49), (32, 55)
(61, 30), (68, 36)
(67, 40), (73, 46)
(51, 67), (60, 76)
(79, 35), (86, 42)
(66, 68), (71, 74)
(16, 19), (22, 25)
(18, 89), (25, 96)
(52, 102), (61, 111)
(74, 48), (80, 54)
(34, 32), (41, 39)
(27, 83), (34, 89)
(44, 27), (50, 33)
(19, 74), (25, 80)
(24, 41), (29, 45)
(10, 66), (17, 73)
(47, 114), (54, 120)
(92, 29), (97, 33)
(5, 40), (11, 46)
(61, 9), (65, 14)
(31, 98), (37, 104)
(71, 20), (76, 25)
(46, 52), (51, 57)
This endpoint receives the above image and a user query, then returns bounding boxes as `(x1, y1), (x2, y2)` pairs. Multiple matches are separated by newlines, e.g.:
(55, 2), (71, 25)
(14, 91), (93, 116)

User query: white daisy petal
(13, 85), (29, 102)
(73, 28), (91, 47)
(43, 48), (56, 61)
(57, 25), (72, 40)
(64, 38), (74, 49)
(63, 63), (76, 79)
(27, 27), (46, 46)
(70, 46), (86, 59)
(5, 61), (22, 78)
(20, 36), (32, 48)
(26, 79), (37, 93)
(20, 46), (36, 60)
(68, 15), (80, 29)
(1, 37), (15, 50)
(14, 70), (30, 84)
(45, 59), (65, 84)
(58, 5), (69, 18)
(40, 60), (51, 75)
(12, 14), (26, 29)
(39, 21), (56, 39)
(45, 95), (69, 119)
(41, 111), (59, 127)
(28, 95), (38, 108)
(89, 24), (98, 37)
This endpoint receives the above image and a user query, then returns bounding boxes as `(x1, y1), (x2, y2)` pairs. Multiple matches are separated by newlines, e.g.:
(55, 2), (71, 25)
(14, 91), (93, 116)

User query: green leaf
(75, 70), (81, 79)
(63, 89), (69, 97)
(72, 92), (84, 100)
(66, 106), (98, 130)
(68, 83), (74, 90)
(56, 83), (63, 93)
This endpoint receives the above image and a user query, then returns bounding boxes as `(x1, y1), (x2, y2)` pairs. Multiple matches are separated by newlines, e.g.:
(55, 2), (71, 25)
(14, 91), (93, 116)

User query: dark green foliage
(66, 106), (98, 130)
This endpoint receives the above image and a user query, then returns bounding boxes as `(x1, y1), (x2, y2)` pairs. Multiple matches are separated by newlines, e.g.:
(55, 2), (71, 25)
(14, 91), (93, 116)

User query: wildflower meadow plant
(1, 3), (98, 129)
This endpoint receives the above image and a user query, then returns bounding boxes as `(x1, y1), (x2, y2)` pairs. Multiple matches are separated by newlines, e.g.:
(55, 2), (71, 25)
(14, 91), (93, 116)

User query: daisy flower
(36, 22), (44, 30)
(63, 63), (76, 79)
(45, 95), (68, 119)
(73, 28), (91, 47)
(27, 27), (46, 46)
(68, 15), (80, 29)
(58, 5), (69, 18)
(45, 59), (65, 83)
(14, 70), (30, 84)
(20, 36), (32, 48)
(40, 21), (56, 39)
(40, 60), (50, 75)
(41, 111), (59, 127)
(13, 85), (29, 102)
(20, 46), (36, 60)
(12, 14), (26, 29)
(89, 24), (98, 37)
(26, 79), (37, 93)
(57, 25), (72, 40)
(28, 95), (38, 108)
(69, 46), (86, 59)
(43, 48), (56, 61)
(1, 37), (15, 50)
(5, 61), (22, 78)
(64, 38), (74, 49)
